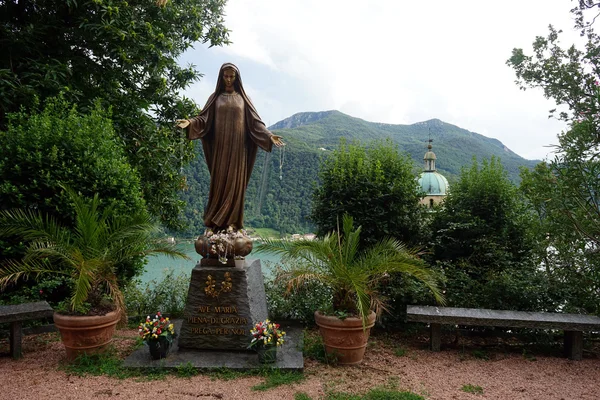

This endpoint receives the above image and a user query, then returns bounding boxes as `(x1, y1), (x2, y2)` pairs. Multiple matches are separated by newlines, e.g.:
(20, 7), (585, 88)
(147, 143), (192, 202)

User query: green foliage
(63, 347), (130, 379)
(393, 347), (407, 357)
(265, 263), (333, 324)
(430, 157), (549, 311)
(124, 269), (190, 319)
(181, 111), (539, 236)
(258, 214), (444, 328)
(295, 393), (313, 400)
(312, 139), (425, 248)
(301, 329), (338, 365)
(0, 97), (147, 302)
(0, 188), (187, 314)
(176, 362), (199, 378)
(326, 390), (424, 400)
(0, 97), (144, 226)
(251, 370), (305, 391)
(0, 0), (230, 228)
(461, 384), (483, 395)
(520, 162), (600, 314)
(508, 4), (600, 313)
(61, 345), (172, 380)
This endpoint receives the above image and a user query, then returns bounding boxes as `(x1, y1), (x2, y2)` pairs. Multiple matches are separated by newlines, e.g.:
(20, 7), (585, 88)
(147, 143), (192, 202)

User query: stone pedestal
(178, 258), (268, 350)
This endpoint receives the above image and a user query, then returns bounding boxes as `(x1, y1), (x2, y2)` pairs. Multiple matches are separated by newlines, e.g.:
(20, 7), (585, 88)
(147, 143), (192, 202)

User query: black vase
(147, 337), (172, 360)
(256, 344), (277, 363)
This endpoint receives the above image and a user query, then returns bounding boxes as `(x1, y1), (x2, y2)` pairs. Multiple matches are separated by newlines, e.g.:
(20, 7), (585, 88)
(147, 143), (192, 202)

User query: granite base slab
(123, 320), (304, 371)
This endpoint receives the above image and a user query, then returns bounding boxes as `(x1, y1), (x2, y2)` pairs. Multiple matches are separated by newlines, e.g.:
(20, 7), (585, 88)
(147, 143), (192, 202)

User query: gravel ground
(1, 327), (599, 400)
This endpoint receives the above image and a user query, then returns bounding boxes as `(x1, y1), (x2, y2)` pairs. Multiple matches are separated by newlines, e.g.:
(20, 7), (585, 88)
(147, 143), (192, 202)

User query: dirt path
(1, 328), (599, 399)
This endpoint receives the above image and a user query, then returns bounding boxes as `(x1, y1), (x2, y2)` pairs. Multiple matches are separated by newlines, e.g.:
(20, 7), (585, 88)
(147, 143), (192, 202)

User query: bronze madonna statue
(177, 63), (284, 234)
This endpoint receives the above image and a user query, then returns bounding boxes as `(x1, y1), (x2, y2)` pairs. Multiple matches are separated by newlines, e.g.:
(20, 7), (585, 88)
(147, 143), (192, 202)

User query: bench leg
(430, 323), (441, 351)
(564, 331), (583, 360)
(9, 321), (23, 359)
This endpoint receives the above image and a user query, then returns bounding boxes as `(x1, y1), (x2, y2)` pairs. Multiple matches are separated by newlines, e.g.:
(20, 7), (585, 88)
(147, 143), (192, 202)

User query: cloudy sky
(180, 0), (584, 160)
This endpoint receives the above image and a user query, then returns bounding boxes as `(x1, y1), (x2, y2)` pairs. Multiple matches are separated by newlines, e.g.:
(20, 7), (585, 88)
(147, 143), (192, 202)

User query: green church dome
(418, 171), (449, 196)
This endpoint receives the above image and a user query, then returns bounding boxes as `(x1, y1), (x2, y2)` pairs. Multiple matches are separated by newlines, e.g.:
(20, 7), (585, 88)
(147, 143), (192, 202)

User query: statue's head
(222, 67), (237, 93)
(218, 63), (241, 93)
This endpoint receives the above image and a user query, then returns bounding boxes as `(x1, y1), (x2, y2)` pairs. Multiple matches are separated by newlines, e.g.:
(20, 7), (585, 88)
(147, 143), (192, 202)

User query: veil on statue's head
(211, 62), (260, 117)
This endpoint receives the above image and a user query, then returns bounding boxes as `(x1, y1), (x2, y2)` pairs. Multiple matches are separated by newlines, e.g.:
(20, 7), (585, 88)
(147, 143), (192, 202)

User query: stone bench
(406, 305), (600, 360)
(0, 301), (54, 359)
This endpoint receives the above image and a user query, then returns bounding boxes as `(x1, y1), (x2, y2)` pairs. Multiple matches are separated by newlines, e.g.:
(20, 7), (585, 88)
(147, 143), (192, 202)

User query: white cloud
(181, 0), (584, 159)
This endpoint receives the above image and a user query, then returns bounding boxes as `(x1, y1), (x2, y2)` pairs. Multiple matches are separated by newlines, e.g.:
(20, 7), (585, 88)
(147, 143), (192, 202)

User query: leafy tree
(430, 158), (549, 311)
(507, 2), (599, 244)
(507, 2), (600, 312)
(311, 139), (425, 248)
(0, 0), (230, 228)
(520, 163), (600, 314)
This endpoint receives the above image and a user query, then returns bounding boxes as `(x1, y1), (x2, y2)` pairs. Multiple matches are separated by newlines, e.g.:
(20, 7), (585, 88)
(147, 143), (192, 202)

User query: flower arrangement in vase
(249, 319), (286, 363)
(138, 312), (176, 359)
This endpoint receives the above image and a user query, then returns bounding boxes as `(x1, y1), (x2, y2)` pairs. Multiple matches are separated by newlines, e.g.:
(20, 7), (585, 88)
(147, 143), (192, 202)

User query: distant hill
(178, 110), (541, 236)
(270, 110), (540, 182)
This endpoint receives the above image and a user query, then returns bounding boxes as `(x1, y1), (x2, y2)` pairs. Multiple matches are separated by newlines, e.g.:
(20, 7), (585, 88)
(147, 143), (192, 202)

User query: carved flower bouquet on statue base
(248, 319), (286, 364)
(138, 312), (176, 360)
(195, 226), (253, 264)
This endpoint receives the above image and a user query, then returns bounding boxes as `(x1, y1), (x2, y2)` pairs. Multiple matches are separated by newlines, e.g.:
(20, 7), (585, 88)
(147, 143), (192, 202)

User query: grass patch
(61, 347), (169, 381)
(207, 367), (251, 381)
(176, 361), (199, 378)
(326, 389), (424, 399)
(294, 392), (313, 400)
(253, 227), (281, 238)
(461, 384), (483, 395)
(302, 329), (338, 365)
(471, 349), (489, 360)
(251, 370), (305, 391)
(393, 347), (407, 357)
(522, 349), (537, 361)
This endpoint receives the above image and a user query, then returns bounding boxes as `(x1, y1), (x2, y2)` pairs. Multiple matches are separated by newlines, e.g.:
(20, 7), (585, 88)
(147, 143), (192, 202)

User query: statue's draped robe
(187, 90), (273, 230)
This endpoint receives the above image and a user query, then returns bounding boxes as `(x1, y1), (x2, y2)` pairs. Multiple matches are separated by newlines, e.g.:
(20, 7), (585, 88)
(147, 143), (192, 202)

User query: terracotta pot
(314, 310), (376, 365)
(53, 310), (120, 361)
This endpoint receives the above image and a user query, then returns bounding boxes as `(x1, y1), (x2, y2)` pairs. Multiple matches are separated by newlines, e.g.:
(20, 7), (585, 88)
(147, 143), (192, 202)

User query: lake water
(140, 243), (282, 284)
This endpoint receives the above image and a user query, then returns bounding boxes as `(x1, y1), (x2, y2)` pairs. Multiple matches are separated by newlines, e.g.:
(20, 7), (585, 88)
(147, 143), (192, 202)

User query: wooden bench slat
(406, 305), (600, 331)
(406, 305), (600, 360)
(0, 301), (54, 324)
(0, 301), (54, 359)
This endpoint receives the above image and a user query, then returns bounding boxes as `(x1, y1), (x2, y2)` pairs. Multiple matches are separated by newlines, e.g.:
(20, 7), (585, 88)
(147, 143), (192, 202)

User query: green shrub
(461, 384), (483, 395)
(0, 96), (147, 307)
(124, 269), (190, 319)
(429, 157), (550, 311)
(265, 262), (333, 324)
(311, 139), (426, 249)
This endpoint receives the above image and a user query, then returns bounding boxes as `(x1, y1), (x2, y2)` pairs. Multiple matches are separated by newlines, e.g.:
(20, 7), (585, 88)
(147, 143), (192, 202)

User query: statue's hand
(176, 119), (190, 129)
(271, 135), (285, 147)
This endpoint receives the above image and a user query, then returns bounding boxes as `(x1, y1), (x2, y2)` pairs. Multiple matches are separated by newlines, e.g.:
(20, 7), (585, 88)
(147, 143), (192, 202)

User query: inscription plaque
(178, 259), (268, 350)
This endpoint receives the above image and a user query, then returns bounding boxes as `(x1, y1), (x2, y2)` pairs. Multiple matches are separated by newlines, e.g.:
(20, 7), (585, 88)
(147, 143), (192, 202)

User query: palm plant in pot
(257, 214), (445, 365)
(0, 188), (188, 360)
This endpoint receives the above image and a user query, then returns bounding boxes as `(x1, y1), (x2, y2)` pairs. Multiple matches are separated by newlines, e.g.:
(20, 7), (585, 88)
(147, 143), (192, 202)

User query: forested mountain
(178, 111), (540, 236)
